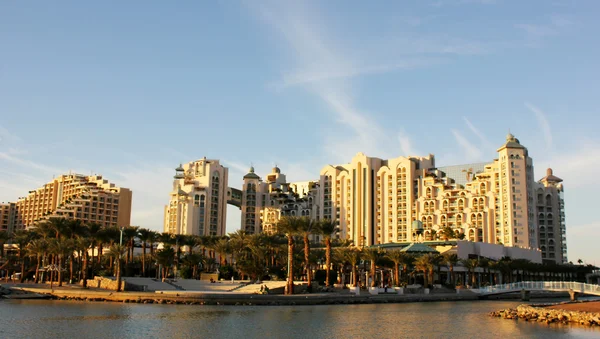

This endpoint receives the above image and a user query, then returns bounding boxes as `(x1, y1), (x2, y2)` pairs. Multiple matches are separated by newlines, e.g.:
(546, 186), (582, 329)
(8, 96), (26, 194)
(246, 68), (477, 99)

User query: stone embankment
(489, 303), (600, 327)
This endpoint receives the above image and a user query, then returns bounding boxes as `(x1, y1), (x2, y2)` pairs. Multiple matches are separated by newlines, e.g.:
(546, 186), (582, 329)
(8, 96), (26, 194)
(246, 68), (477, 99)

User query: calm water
(1, 298), (599, 338)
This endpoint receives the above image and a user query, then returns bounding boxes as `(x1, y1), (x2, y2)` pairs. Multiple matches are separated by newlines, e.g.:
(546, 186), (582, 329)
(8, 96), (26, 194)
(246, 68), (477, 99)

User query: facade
(535, 169), (567, 263)
(0, 202), (17, 234)
(315, 134), (566, 263)
(11, 174), (132, 230)
(241, 166), (320, 235)
(164, 158), (229, 236)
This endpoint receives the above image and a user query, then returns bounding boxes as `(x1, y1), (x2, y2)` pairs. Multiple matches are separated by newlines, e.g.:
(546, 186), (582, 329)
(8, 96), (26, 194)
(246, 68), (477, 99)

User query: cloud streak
(525, 102), (552, 149)
(452, 129), (483, 162)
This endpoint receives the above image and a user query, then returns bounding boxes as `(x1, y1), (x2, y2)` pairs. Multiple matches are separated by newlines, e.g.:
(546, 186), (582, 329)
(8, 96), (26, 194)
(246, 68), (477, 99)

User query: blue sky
(1, 0), (599, 264)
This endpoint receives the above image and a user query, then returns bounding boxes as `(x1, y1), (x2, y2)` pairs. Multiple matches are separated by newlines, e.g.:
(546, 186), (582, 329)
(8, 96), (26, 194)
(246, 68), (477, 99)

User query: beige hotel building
(164, 158), (230, 236)
(2, 174), (132, 232)
(165, 134), (567, 264)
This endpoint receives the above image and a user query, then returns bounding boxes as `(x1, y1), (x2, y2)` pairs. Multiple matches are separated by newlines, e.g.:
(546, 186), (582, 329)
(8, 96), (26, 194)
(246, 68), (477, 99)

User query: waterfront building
(11, 174), (132, 230)
(535, 169), (567, 263)
(0, 202), (17, 234)
(316, 134), (566, 263)
(163, 158), (229, 236)
(241, 166), (320, 235)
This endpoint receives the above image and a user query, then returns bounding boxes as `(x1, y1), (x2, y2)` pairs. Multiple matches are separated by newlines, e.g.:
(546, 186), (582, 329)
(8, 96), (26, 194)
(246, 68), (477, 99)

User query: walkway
(476, 281), (600, 296)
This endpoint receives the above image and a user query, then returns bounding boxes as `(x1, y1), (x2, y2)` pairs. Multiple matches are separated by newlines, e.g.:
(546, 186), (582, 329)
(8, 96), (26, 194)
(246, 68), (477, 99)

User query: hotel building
(241, 166), (320, 235)
(0, 203), (17, 234)
(316, 134), (566, 263)
(163, 158), (229, 236)
(7, 174), (132, 230)
(167, 134), (567, 263)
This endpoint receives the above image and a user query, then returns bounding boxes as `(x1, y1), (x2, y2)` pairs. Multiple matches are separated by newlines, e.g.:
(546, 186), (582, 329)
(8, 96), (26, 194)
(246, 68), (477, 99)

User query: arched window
(546, 194), (552, 207)
(469, 229), (476, 241)
(480, 183), (486, 195)
(426, 187), (432, 198)
(457, 214), (463, 226)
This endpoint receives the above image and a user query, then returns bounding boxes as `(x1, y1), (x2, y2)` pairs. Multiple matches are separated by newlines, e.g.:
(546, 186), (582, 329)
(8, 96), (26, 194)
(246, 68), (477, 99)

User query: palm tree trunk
(35, 256), (41, 284)
(325, 238), (331, 287)
(352, 264), (358, 287)
(287, 235), (294, 295)
(69, 255), (74, 283)
(370, 261), (376, 287)
(82, 252), (88, 288)
(450, 266), (454, 286)
(20, 255), (25, 283)
(58, 255), (63, 287)
(303, 235), (311, 286)
(394, 262), (400, 286)
(116, 258), (122, 292)
(142, 242), (146, 277)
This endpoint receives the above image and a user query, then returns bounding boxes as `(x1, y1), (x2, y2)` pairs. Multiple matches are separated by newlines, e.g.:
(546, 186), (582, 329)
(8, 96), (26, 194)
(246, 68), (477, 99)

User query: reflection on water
(1, 299), (599, 339)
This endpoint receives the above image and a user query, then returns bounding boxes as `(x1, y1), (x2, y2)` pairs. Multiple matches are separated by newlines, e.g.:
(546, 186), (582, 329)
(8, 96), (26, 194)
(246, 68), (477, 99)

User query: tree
(155, 246), (175, 280)
(27, 238), (48, 284)
(363, 248), (384, 287)
(0, 230), (8, 259)
(277, 216), (302, 295)
(13, 230), (32, 283)
(415, 254), (437, 287)
(48, 237), (74, 287)
(76, 237), (94, 288)
(298, 217), (318, 287)
(461, 258), (479, 287)
(340, 247), (362, 287)
(386, 250), (411, 286)
(138, 228), (154, 277)
(317, 219), (337, 286)
(107, 244), (126, 292)
(442, 253), (459, 286)
(439, 227), (456, 241)
(122, 226), (139, 264)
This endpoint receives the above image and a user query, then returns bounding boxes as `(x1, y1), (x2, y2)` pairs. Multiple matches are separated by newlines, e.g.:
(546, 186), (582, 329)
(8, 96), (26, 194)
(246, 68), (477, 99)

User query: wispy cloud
(398, 130), (419, 157)
(463, 117), (493, 150)
(0, 152), (64, 174)
(525, 102), (552, 149)
(451, 129), (483, 162)
(515, 14), (574, 41)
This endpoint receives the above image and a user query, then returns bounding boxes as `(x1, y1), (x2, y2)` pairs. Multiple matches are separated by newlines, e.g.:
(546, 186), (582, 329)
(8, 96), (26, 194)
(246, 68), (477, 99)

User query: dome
(272, 166), (281, 174)
(244, 165), (260, 180)
(506, 133), (515, 142)
(175, 163), (184, 172)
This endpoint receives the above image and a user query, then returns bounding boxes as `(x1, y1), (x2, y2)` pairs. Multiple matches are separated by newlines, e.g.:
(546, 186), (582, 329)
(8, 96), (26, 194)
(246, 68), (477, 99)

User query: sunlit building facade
(11, 174), (132, 230)
(164, 158), (229, 236)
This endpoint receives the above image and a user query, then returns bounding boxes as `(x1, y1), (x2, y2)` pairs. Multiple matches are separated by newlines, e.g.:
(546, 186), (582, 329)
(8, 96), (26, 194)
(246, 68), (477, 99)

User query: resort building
(241, 166), (320, 235)
(11, 174), (132, 229)
(0, 202), (17, 234)
(535, 169), (567, 263)
(165, 134), (567, 264)
(163, 158), (229, 236)
(316, 134), (566, 263)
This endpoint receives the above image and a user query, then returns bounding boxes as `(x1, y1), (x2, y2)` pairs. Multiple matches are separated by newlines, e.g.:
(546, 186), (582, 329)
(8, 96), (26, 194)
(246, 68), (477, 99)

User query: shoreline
(2, 284), (578, 306)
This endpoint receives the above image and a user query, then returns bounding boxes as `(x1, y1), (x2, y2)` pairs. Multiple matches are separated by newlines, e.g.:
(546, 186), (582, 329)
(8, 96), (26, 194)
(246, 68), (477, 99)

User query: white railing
(477, 281), (600, 295)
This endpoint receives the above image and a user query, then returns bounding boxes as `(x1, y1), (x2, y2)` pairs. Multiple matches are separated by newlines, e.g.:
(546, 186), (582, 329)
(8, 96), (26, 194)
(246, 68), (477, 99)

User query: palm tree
(386, 250), (411, 286)
(363, 248), (384, 287)
(461, 258), (479, 287)
(0, 230), (9, 259)
(76, 237), (94, 288)
(122, 226), (139, 264)
(137, 228), (154, 277)
(155, 246), (175, 280)
(48, 237), (74, 287)
(107, 244), (126, 291)
(213, 238), (231, 266)
(298, 217), (318, 286)
(442, 253), (459, 286)
(86, 222), (102, 273)
(414, 254), (437, 287)
(341, 247), (362, 287)
(13, 230), (32, 283)
(277, 216), (302, 295)
(318, 219), (337, 286)
(181, 253), (204, 279)
(27, 238), (48, 284)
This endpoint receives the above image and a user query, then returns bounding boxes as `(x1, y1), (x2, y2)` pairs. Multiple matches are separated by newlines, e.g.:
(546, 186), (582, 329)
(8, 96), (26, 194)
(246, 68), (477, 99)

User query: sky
(1, 0), (599, 264)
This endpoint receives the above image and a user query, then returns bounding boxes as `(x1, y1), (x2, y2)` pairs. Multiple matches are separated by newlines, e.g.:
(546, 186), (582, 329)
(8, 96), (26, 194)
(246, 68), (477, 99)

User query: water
(1, 298), (599, 338)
